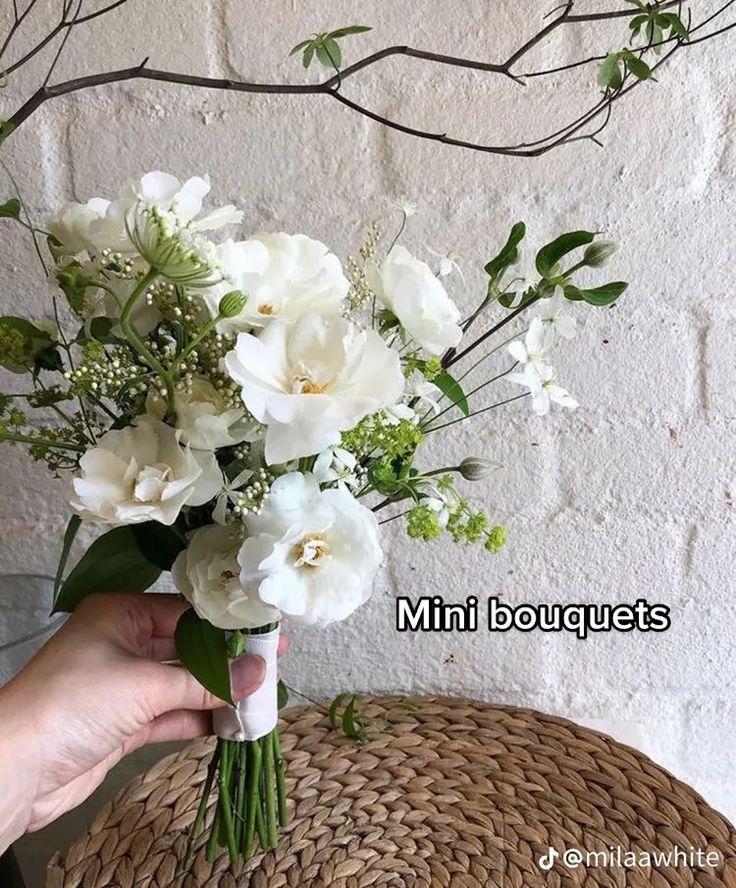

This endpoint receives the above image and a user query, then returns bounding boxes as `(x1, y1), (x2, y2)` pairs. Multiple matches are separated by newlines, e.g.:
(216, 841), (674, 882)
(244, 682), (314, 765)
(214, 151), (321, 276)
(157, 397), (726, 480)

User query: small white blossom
(539, 291), (577, 340)
(507, 317), (550, 368)
(507, 363), (578, 416)
(173, 524), (280, 630)
(366, 246), (463, 355)
(313, 447), (360, 491)
(238, 472), (383, 625)
(428, 247), (463, 279)
(224, 314), (405, 465)
(70, 418), (222, 525)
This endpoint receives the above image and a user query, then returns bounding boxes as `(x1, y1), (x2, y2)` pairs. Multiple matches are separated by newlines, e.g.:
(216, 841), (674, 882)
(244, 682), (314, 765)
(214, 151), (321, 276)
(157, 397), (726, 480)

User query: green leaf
(341, 695), (366, 744)
(277, 680), (289, 710)
(328, 25), (372, 38)
(54, 526), (162, 613)
(88, 317), (115, 342)
(56, 264), (96, 314)
(0, 316), (56, 374)
(535, 231), (596, 278)
(0, 198), (21, 220)
(0, 120), (15, 146)
(289, 38), (313, 56)
(564, 281), (628, 306)
(328, 692), (349, 730)
(175, 609), (233, 705)
(484, 221), (526, 283)
(302, 43), (316, 69)
(131, 521), (186, 571)
(661, 12), (688, 39)
(434, 371), (469, 416)
(624, 55), (653, 81)
(317, 38), (342, 68)
(54, 514), (81, 599)
(598, 53), (623, 90)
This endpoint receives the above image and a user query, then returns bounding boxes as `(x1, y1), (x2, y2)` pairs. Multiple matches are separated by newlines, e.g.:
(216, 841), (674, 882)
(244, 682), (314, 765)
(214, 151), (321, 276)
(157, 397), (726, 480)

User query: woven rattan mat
(47, 695), (736, 887)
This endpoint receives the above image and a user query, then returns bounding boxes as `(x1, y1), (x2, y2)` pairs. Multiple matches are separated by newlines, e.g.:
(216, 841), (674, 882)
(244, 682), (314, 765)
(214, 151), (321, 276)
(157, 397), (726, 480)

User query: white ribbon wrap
(212, 627), (280, 742)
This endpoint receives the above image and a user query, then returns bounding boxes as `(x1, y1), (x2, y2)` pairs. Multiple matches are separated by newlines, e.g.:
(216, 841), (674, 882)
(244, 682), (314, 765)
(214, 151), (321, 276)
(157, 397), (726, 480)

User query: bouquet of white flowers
(0, 171), (625, 862)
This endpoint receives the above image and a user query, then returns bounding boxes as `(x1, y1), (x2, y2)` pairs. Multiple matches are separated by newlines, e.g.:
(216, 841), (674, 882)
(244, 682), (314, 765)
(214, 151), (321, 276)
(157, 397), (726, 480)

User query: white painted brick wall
(1, 4), (734, 857)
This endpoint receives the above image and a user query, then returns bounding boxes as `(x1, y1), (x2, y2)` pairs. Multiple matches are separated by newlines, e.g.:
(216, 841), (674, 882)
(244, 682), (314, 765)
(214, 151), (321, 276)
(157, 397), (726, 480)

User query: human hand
(0, 592), (286, 851)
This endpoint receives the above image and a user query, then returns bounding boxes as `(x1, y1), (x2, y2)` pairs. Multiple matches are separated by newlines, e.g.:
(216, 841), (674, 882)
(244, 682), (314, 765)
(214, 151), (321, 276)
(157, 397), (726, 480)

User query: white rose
(224, 314), (405, 464)
(70, 418), (222, 525)
(173, 524), (280, 630)
(146, 377), (257, 451)
(49, 198), (115, 256)
(239, 472), (383, 625)
(367, 245), (463, 355)
(203, 233), (348, 334)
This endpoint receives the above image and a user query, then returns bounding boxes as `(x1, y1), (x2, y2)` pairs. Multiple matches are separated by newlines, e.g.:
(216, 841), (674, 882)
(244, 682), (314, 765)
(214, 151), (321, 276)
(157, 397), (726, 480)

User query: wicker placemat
(47, 696), (736, 887)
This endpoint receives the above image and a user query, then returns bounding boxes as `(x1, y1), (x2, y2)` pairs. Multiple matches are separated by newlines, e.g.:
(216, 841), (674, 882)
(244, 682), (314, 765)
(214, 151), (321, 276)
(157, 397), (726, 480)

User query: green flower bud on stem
(459, 457), (501, 481)
(583, 240), (618, 268)
(218, 290), (247, 318)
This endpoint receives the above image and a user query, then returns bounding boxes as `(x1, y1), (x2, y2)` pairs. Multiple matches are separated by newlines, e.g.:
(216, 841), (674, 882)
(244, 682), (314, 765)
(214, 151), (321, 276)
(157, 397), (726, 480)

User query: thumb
(150, 655), (266, 713)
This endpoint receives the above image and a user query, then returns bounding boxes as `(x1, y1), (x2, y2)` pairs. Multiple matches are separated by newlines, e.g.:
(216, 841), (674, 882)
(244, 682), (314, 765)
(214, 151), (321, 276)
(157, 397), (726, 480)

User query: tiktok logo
(538, 847), (559, 871)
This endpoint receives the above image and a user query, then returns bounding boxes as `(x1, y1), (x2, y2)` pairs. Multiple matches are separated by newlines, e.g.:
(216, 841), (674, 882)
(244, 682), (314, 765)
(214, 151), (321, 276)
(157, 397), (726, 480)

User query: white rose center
(293, 534), (330, 569)
(132, 463), (173, 503)
(291, 374), (329, 395)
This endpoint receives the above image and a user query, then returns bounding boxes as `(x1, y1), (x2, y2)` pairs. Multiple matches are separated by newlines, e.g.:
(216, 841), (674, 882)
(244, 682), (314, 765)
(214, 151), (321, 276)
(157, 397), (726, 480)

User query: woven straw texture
(47, 695), (736, 888)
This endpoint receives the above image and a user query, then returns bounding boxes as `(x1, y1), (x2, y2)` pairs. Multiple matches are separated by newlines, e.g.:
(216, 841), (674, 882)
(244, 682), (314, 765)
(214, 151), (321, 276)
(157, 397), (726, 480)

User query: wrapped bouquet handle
(213, 628), (280, 742)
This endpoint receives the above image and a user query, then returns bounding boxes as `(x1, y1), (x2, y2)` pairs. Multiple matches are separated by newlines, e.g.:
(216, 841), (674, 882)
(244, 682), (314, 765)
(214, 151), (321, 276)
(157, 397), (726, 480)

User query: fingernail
(231, 654), (266, 700)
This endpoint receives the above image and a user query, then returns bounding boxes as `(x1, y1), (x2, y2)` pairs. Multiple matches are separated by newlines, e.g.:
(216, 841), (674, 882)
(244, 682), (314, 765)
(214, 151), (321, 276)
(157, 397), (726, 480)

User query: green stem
(272, 730), (288, 828)
(186, 742), (221, 868)
(0, 432), (83, 452)
(206, 801), (221, 862)
(234, 742), (247, 850)
(169, 313), (223, 375)
(244, 740), (262, 858)
(119, 268), (175, 410)
(217, 741), (238, 862)
(262, 733), (277, 849)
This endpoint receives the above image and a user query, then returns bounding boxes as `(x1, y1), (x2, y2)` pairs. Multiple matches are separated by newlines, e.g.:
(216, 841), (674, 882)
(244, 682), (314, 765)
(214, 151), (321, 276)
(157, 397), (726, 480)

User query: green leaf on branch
(277, 680), (289, 709)
(290, 25), (371, 70)
(563, 281), (628, 306)
(484, 221), (525, 284)
(535, 231), (596, 279)
(175, 609), (233, 705)
(0, 120), (15, 147)
(434, 371), (469, 415)
(54, 514), (81, 599)
(621, 50), (654, 81)
(598, 52), (623, 90)
(131, 521), (186, 571)
(54, 525), (162, 613)
(0, 198), (21, 220)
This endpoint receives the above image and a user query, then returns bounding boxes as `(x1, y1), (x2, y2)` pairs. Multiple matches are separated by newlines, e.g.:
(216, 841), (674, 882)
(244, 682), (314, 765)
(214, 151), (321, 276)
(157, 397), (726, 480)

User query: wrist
(0, 681), (39, 853)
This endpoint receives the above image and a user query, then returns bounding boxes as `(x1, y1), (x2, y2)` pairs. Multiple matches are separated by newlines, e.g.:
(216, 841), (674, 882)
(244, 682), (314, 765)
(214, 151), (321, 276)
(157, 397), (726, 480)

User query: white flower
(70, 418), (222, 525)
(203, 233), (348, 334)
(403, 376), (443, 416)
(390, 196), (418, 217)
(224, 314), (405, 465)
(507, 363), (578, 416)
(313, 447), (360, 491)
(146, 377), (257, 451)
(50, 171), (242, 259)
(539, 291), (577, 340)
(507, 317), (550, 368)
(428, 247), (463, 279)
(212, 468), (255, 525)
(238, 473), (382, 625)
(173, 524), (280, 630)
(366, 246), (462, 355)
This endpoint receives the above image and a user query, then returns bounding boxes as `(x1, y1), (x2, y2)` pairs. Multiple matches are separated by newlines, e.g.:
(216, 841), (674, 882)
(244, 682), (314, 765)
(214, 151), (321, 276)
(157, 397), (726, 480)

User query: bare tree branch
(0, 0), (733, 159)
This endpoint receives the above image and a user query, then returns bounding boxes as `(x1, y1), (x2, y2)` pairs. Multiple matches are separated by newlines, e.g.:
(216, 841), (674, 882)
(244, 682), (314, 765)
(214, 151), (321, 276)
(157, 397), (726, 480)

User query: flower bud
(218, 290), (247, 319)
(459, 457), (501, 481)
(583, 240), (618, 268)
